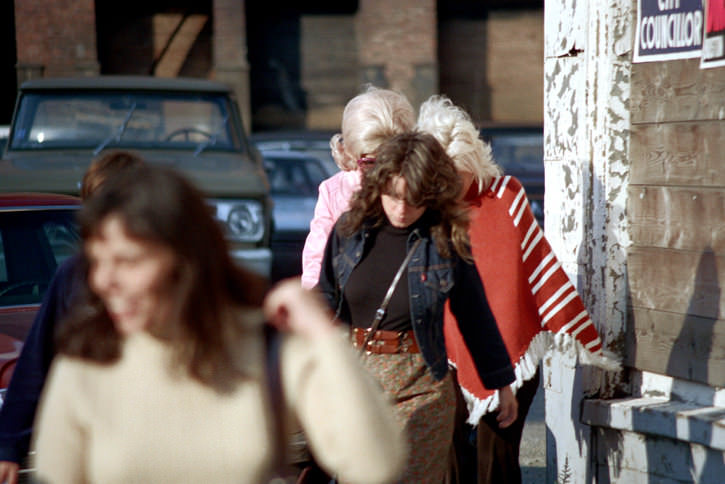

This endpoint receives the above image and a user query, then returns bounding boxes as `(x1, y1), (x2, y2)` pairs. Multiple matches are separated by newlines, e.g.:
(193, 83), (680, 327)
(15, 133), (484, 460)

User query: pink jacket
(301, 170), (362, 289)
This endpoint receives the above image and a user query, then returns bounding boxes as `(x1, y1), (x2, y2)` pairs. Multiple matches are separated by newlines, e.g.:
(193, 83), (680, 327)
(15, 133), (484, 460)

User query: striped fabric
(444, 175), (619, 425)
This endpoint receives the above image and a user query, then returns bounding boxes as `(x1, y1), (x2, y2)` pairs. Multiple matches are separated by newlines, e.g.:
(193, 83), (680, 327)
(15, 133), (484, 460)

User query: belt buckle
(398, 331), (411, 352)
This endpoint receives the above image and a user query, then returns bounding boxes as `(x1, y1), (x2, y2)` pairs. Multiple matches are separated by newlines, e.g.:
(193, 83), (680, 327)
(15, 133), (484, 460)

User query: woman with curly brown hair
(318, 132), (517, 484)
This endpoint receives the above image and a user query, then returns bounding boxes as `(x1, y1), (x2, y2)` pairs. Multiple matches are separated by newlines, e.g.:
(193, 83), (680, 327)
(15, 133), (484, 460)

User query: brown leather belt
(351, 327), (420, 354)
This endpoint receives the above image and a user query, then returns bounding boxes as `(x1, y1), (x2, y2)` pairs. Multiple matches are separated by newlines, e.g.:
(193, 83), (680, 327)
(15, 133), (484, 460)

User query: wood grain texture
(625, 306), (725, 386)
(629, 122), (725, 187)
(628, 247), (724, 320)
(628, 185), (725, 252)
(631, 59), (725, 124)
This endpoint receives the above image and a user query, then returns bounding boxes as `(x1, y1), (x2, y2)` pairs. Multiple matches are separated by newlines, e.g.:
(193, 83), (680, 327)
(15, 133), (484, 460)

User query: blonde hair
(417, 95), (501, 193)
(340, 132), (471, 261)
(330, 86), (416, 171)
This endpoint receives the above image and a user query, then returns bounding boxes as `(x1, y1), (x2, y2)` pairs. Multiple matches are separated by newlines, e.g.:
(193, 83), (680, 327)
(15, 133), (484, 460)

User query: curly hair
(57, 165), (268, 388)
(330, 86), (416, 171)
(339, 132), (471, 260)
(417, 95), (501, 193)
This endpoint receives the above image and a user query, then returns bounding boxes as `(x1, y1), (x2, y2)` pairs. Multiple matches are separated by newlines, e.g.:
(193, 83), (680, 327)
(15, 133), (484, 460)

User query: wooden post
(543, 0), (633, 481)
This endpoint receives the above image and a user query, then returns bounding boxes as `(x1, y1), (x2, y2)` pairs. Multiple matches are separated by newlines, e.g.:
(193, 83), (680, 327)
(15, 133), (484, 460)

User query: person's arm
(449, 258), (515, 388)
(301, 178), (338, 289)
(449, 258), (518, 427)
(31, 358), (87, 484)
(264, 281), (406, 483)
(0, 256), (81, 469)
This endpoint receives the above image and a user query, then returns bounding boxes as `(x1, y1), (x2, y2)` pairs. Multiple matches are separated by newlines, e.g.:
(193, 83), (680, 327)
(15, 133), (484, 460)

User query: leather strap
(359, 238), (422, 354)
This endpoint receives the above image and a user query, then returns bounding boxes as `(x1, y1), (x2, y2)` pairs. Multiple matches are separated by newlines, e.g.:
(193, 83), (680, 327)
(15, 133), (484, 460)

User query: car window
(11, 92), (236, 152)
(264, 157), (327, 197)
(488, 133), (543, 174)
(0, 209), (79, 307)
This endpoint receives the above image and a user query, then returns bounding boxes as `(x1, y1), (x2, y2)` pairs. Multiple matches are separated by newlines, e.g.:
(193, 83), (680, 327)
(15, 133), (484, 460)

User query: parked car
(480, 123), (544, 225)
(0, 76), (273, 277)
(0, 125), (8, 152)
(0, 192), (80, 402)
(262, 150), (332, 282)
(252, 130), (339, 175)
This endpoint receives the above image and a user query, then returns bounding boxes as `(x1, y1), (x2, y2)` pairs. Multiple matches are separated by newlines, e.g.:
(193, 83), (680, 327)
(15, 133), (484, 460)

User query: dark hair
(339, 131), (471, 259)
(58, 165), (268, 387)
(81, 150), (146, 200)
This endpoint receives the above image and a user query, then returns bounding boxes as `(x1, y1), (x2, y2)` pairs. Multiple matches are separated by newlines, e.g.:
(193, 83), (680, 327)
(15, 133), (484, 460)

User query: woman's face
(381, 175), (426, 228)
(86, 215), (177, 336)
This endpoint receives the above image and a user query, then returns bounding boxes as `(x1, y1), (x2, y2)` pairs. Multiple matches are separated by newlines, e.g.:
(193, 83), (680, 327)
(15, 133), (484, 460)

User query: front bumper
(230, 247), (272, 279)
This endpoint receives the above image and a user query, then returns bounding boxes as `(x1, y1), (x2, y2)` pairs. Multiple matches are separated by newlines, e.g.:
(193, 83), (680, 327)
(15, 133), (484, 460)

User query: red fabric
(444, 176), (604, 414)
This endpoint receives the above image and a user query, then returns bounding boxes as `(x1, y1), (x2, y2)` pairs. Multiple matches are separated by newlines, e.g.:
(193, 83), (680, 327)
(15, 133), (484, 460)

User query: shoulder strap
(263, 324), (288, 475)
(358, 237), (422, 353)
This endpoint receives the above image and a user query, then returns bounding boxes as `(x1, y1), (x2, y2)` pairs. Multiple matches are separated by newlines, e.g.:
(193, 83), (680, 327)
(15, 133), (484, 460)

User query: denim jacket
(318, 219), (514, 387)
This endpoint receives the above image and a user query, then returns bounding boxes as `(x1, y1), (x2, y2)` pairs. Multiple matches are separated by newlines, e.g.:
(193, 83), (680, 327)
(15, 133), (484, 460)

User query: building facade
(3, 1), (544, 130)
(544, 1), (725, 482)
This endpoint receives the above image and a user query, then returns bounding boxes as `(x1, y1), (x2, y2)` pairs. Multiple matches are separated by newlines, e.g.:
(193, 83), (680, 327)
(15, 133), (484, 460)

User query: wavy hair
(417, 95), (501, 193)
(57, 165), (268, 387)
(339, 132), (471, 260)
(330, 86), (416, 171)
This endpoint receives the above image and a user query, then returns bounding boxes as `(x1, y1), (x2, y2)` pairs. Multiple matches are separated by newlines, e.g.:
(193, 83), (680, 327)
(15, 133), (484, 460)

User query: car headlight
(209, 199), (265, 243)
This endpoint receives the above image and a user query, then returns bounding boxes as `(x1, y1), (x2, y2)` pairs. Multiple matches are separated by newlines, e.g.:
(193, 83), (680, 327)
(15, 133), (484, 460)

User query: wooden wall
(626, 58), (725, 386)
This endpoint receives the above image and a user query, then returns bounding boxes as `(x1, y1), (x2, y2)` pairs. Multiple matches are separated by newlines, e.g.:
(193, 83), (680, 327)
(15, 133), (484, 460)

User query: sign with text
(634, 0), (704, 62)
(701, 0), (725, 68)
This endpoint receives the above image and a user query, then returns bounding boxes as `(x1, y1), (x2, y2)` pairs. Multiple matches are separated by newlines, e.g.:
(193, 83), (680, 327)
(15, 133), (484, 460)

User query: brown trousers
(450, 368), (541, 484)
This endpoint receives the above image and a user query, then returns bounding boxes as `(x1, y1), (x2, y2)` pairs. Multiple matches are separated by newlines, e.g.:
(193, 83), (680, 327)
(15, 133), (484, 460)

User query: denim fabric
(319, 221), (514, 386)
(0, 255), (82, 463)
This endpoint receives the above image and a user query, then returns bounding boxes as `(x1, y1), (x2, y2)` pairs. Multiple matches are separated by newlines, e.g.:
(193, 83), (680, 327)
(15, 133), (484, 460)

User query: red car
(0, 193), (80, 395)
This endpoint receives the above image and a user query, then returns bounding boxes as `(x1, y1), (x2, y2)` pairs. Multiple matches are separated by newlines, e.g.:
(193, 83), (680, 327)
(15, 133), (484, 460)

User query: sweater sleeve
(32, 358), (88, 484)
(301, 178), (337, 289)
(0, 255), (81, 464)
(449, 257), (515, 390)
(280, 330), (406, 483)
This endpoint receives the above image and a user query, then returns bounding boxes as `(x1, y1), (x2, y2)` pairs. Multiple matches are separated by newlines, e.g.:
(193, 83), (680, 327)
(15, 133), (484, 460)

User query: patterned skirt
(361, 352), (455, 484)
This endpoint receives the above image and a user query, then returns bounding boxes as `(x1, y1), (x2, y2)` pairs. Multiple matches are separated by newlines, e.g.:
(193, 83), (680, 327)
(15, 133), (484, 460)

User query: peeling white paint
(544, 0), (633, 482)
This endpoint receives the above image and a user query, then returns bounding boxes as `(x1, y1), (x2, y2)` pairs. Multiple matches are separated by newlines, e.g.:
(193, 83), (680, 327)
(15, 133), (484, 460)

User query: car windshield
(0, 209), (79, 307)
(10, 92), (237, 152)
(264, 156), (328, 197)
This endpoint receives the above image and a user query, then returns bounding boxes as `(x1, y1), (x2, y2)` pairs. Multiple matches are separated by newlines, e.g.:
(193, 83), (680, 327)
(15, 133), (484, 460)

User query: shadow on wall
(622, 248), (723, 483)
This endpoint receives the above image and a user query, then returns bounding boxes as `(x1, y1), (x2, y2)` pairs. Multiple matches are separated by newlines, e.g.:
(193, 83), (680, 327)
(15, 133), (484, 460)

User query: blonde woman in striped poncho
(418, 95), (620, 484)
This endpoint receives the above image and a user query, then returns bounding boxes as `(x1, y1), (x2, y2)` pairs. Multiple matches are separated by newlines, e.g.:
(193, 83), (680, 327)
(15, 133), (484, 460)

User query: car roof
(0, 192), (81, 208)
(260, 150), (324, 161)
(19, 76), (232, 94)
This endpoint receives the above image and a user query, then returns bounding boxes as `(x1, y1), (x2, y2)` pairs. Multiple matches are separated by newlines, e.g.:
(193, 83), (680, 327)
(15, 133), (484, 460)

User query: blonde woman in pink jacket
(300, 86), (416, 289)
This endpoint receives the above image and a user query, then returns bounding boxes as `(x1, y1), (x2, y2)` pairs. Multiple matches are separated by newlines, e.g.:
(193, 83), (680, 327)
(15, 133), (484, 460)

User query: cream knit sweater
(33, 328), (405, 484)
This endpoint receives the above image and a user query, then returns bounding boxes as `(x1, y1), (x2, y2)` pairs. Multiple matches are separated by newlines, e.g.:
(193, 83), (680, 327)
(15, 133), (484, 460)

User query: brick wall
(14, 0), (99, 82)
(301, 16), (358, 129)
(356, 0), (437, 109)
(439, 9), (544, 124)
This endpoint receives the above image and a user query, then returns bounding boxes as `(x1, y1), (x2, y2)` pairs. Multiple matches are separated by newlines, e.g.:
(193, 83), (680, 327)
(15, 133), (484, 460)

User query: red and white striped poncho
(444, 175), (619, 425)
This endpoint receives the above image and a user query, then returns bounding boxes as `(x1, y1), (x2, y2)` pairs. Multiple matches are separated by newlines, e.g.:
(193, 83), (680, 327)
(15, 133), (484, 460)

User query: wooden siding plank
(631, 59), (725, 124)
(629, 122), (725, 187)
(628, 186), (725, 252)
(625, 306), (725, 386)
(628, 247), (723, 319)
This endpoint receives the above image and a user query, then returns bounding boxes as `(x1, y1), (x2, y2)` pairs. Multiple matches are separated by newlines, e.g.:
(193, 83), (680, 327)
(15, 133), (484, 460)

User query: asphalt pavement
(520, 377), (546, 483)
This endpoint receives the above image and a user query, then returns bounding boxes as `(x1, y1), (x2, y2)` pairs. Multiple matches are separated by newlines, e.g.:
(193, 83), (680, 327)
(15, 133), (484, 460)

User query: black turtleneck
(344, 219), (415, 332)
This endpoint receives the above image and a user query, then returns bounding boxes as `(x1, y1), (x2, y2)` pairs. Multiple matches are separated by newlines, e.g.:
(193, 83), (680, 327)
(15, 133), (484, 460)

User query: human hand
(0, 461), (19, 484)
(496, 386), (518, 429)
(263, 278), (336, 339)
